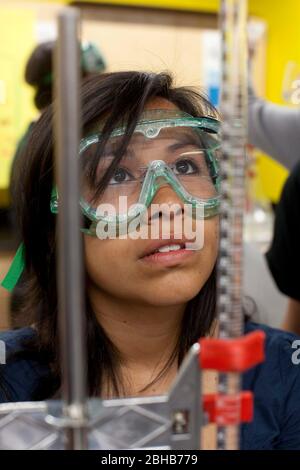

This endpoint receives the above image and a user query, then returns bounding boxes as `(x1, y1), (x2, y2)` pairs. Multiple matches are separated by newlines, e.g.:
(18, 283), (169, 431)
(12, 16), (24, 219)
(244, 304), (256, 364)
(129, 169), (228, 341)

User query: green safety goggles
(1, 109), (221, 292)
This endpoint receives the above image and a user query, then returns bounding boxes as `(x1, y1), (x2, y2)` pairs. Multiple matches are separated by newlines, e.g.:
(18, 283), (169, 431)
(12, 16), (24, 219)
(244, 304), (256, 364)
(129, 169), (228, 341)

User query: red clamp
(199, 330), (265, 372)
(203, 391), (253, 425)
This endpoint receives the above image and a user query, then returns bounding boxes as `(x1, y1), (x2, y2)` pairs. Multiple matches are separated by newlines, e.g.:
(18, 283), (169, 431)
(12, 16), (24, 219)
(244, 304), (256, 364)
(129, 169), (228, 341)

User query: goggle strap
(1, 243), (25, 292)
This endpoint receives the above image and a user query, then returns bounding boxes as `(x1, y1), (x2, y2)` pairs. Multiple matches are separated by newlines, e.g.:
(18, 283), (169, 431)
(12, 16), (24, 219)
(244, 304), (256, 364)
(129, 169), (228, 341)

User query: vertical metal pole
(54, 7), (88, 450)
(217, 0), (248, 450)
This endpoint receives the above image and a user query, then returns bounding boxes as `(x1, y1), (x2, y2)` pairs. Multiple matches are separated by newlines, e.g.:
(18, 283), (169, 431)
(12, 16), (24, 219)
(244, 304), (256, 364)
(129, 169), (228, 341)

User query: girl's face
(84, 98), (219, 307)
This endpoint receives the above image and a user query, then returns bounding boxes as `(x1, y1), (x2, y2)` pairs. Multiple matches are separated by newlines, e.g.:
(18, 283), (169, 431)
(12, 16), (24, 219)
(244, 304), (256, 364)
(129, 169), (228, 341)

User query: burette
(217, 0), (248, 450)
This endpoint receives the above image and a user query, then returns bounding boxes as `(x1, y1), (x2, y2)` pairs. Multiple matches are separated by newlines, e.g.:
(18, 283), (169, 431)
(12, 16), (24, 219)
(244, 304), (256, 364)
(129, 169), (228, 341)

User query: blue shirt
(0, 322), (300, 449)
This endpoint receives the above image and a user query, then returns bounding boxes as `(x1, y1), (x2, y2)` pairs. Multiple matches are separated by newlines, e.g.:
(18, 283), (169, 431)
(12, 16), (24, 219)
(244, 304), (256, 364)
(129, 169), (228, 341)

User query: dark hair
(25, 41), (54, 110)
(14, 71), (218, 398)
(25, 41), (106, 110)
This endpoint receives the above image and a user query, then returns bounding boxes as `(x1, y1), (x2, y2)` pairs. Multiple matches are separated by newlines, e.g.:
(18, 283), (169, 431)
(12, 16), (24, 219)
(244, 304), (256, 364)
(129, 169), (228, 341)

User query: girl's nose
(147, 185), (185, 225)
(151, 183), (184, 208)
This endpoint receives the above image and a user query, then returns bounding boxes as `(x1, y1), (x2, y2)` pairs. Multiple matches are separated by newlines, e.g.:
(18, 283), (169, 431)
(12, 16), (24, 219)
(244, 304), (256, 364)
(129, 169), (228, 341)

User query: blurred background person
(248, 74), (300, 172)
(248, 40), (300, 335)
(9, 39), (106, 327)
(11, 40), (106, 201)
(264, 162), (300, 335)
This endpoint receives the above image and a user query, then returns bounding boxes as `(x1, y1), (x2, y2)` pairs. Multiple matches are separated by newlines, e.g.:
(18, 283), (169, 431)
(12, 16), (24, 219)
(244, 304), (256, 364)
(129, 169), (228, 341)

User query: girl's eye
(110, 167), (133, 184)
(174, 159), (199, 176)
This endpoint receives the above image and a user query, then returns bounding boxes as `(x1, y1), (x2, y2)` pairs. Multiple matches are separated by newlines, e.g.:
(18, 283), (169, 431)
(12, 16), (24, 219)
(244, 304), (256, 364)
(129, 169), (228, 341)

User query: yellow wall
(3, 0), (300, 201)
(23, 0), (220, 12)
(20, 0), (300, 105)
(249, 0), (300, 201)
(91, 0), (218, 10)
(0, 6), (37, 205)
(69, 0), (297, 201)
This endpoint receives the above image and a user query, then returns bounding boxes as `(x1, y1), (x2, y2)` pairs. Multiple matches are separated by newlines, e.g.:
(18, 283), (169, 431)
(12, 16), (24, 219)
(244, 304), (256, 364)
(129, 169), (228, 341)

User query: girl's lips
(140, 248), (196, 267)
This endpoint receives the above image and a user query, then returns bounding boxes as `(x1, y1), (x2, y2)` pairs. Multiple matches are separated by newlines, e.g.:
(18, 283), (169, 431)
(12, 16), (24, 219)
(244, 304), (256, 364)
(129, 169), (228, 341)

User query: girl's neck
(88, 283), (185, 396)
(88, 282), (219, 447)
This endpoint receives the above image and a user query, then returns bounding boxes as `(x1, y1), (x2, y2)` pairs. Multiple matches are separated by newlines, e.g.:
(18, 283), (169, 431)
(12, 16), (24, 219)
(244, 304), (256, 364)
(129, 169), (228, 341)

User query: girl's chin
(139, 286), (202, 307)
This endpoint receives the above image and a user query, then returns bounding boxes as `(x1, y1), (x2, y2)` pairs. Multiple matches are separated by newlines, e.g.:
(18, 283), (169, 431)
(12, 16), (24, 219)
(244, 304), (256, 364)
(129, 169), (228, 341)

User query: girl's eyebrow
(100, 131), (202, 157)
(167, 134), (203, 153)
(102, 147), (135, 159)
(168, 141), (199, 153)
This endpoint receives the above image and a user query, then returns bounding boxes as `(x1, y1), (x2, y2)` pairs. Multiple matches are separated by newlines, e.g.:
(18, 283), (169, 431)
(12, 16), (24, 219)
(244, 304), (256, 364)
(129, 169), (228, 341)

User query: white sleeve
(248, 86), (300, 170)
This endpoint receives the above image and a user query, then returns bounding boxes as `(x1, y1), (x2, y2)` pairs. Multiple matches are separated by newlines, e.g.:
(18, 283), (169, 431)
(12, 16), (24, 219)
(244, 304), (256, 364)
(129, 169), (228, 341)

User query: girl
(1, 71), (300, 449)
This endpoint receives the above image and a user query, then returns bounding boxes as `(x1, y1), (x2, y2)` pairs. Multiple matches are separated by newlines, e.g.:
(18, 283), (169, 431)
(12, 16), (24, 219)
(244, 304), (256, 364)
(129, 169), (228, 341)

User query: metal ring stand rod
(217, 0), (248, 450)
(54, 7), (88, 450)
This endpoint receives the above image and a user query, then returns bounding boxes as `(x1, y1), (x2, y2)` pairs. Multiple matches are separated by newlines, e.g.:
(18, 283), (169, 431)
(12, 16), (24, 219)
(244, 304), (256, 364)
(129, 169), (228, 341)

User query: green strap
(41, 72), (52, 86)
(1, 243), (25, 292)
